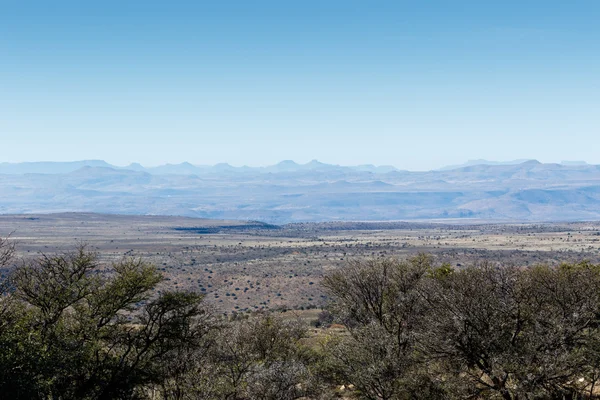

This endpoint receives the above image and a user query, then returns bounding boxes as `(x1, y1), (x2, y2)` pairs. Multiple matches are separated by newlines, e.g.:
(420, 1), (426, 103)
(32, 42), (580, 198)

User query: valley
(2, 213), (600, 314)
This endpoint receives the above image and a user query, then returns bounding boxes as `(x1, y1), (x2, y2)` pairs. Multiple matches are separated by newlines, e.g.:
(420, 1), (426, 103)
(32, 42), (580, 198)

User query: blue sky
(1, 1), (599, 170)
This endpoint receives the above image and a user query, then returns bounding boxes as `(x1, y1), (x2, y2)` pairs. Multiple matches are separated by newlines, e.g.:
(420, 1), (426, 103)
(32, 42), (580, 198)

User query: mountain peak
(276, 160), (299, 166)
(521, 159), (541, 166)
(304, 159), (331, 168)
(213, 163), (235, 170)
(126, 162), (145, 171)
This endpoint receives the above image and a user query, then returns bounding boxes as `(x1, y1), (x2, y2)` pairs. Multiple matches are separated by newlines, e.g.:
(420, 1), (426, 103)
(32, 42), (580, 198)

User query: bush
(4, 238), (600, 399)
(0, 245), (213, 399)
(322, 256), (600, 399)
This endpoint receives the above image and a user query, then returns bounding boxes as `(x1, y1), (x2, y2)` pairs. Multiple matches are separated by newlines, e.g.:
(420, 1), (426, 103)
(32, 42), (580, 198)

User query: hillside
(1, 160), (600, 223)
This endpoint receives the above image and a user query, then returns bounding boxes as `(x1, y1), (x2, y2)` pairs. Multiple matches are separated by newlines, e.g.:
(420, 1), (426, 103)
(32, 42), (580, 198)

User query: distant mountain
(265, 160), (302, 173)
(124, 162), (146, 172)
(1, 159), (599, 223)
(3, 159), (594, 177)
(147, 162), (202, 175)
(437, 159), (537, 171)
(0, 160), (113, 174)
(561, 160), (588, 166)
(0, 160), (399, 176)
(354, 164), (399, 173)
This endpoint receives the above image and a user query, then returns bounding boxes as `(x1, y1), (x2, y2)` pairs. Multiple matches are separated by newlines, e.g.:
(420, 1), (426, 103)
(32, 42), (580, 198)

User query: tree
(323, 257), (600, 399)
(321, 255), (447, 399)
(0, 235), (14, 269)
(6, 238), (600, 399)
(0, 245), (215, 399)
(0, 241), (326, 399)
(420, 262), (600, 399)
(206, 313), (323, 400)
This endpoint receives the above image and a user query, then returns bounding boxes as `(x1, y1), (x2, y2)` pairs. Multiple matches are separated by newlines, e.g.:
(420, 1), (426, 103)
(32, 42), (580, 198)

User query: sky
(1, 1), (599, 170)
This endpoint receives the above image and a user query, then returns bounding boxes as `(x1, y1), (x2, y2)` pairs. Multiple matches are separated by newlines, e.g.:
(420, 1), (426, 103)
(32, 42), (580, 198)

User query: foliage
(0, 241), (325, 399)
(4, 237), (600, 399)
(322, 256), (600, 399)
(0, 245), (210, 399)
(321, 255), (447, 399)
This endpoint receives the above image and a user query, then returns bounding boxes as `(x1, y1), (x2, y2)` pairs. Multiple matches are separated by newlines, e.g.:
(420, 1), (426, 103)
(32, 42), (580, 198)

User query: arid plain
(2, 213), (600, 314)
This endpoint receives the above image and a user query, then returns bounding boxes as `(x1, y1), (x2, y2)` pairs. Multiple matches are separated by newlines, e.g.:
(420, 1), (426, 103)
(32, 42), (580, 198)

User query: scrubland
(2, 213), (600, 315)
(3, 226), (600, 399)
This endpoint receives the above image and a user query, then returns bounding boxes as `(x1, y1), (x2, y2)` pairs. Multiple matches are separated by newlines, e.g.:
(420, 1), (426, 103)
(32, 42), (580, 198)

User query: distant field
(2, 213), (600, 314)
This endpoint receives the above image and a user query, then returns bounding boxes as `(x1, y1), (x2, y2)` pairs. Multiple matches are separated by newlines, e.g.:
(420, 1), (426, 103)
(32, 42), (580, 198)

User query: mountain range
(0, 159), (400, 175)
(1, 159), (599, 223)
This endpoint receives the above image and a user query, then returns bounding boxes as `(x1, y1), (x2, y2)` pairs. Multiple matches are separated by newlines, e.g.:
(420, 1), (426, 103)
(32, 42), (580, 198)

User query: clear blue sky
(1, 1), (599, 170)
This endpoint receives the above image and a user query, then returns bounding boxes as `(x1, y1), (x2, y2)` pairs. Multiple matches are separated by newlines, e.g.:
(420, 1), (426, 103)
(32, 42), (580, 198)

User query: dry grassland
(2, 213), (600, 314)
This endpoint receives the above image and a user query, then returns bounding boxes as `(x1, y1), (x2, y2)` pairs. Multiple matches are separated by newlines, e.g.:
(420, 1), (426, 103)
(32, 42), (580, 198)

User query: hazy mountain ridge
(1, 160), (600, 223)
(0, 159), (391, 175)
